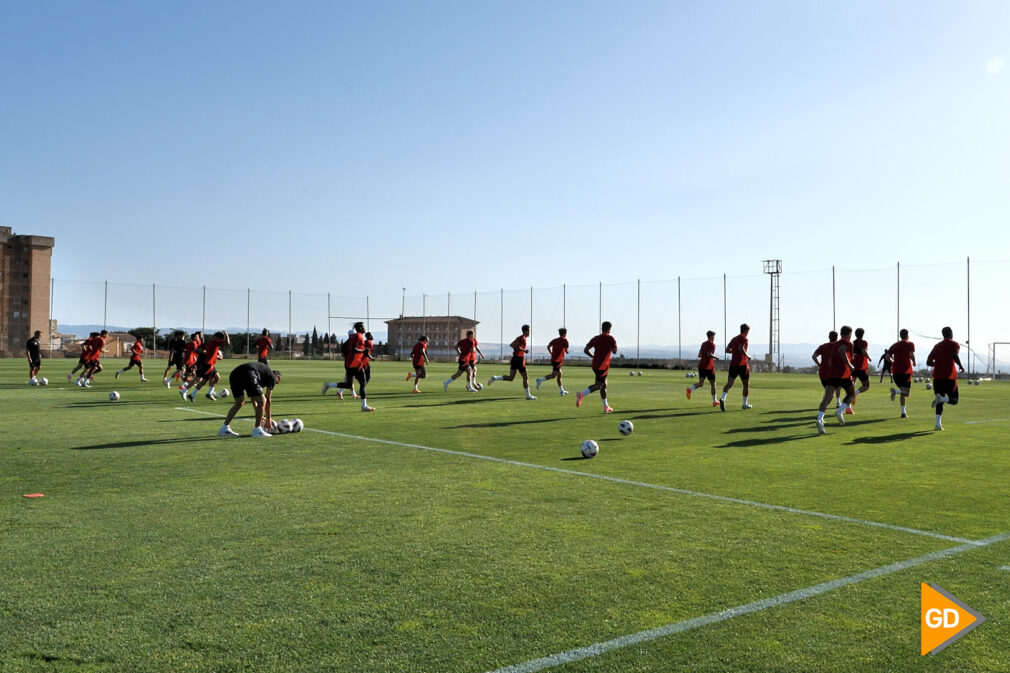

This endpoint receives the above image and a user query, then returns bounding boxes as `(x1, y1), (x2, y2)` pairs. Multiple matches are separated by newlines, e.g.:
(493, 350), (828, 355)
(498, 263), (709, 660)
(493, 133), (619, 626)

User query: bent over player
(218, 362), (281, 438)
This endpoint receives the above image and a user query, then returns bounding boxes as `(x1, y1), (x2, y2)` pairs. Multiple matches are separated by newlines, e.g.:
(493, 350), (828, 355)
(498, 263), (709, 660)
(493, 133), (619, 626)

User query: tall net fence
(31, 258), (1007, 373)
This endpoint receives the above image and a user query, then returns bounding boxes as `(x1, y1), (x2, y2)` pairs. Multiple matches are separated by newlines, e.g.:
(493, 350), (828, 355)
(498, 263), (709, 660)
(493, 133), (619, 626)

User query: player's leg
(220, 389), (245, 436)
(357, 369), (374, 411)
(520, 367), (535, 399)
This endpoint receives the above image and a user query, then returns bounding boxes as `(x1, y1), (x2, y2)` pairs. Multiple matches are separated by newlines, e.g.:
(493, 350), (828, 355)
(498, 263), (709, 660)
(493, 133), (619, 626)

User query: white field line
(488, 531), (1010, 673)
(175, 407), (973, 545)
(965, 418), (1010, 425)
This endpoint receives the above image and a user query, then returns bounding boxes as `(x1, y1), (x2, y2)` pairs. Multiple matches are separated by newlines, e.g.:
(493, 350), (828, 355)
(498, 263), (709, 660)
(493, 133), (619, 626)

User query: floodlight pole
(763, 260), (782, 371)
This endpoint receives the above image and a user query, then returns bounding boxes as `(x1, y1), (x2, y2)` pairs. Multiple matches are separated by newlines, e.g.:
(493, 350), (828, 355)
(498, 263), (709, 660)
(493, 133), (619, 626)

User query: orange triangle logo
(921, 583), (985, 655)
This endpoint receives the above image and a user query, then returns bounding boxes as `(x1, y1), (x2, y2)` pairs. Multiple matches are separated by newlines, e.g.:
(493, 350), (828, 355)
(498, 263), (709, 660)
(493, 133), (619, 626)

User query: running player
(323, 322), (374, 411)
(180, 331), (203, 389)
(406, 335), (429, 392)
(576, 321), (618, 413)
(536, 328), (570, 395)
(115, 335), (149, 381)
(255, 329), (273, 365)
(181, 331), (229, 401)
(927, 326), (964, 431)
(488, 325), (536, 400)
(877, 350), (893, 384)
(362, 331), (375, 388)
(816, 326), (857, 433)
(886, 329), (916, 418)
(720, 324), (753, 411)
(78, 330), (109, 386)
(26, 330), (43, 384)
(443, 330), (479, 392)
(848, 327), (871, 413)
(811, 331), (837, 433)
(686, 330), (720, 406)
(218, 362), (281, 438)
(162, 330), (187, 386)
(68, 332), (97, 383)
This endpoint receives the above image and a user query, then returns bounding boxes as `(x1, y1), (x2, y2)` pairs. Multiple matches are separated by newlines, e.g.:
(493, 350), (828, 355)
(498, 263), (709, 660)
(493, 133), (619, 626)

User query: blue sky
(2, 2), (1008, 359)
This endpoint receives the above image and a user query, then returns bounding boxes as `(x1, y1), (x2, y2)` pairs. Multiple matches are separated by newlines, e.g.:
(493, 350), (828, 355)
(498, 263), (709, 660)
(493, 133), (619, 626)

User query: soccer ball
(629, 371), (635, 376)
(925, 383), (932, 390)
(637, 371), (643, 376)
(581, 439), (599, 459)
(974, 379), (981, 386)
(109, 391), (120, 401)
(275, 419), (293, 434)
(618, 420), (634, 436)
(40, 378), (48, 386)
(475, 382), (483, 391)
(291, 418), (304, 433)
(219, 388), (230, 398)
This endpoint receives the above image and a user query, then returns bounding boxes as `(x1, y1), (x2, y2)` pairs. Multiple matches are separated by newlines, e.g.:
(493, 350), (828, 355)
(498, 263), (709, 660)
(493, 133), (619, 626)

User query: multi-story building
(0, 227), (54, 355)
(385, 315), (479, 360)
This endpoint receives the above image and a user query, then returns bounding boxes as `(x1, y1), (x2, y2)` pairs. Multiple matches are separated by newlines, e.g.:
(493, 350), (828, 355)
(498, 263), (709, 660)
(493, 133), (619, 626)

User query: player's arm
(510, 337), (522, 352)
(837, 343), (856, 370)
(583, 343), (594, 358)
(811, 349), (821, 366)
(221, 332), (231, 346)
(926, 349), (935, 368)
(954, 351), (964, 372)
(475, 345), (484, 359)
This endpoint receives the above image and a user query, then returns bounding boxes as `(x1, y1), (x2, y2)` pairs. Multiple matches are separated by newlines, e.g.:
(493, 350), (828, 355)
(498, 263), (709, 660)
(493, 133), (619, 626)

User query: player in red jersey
(720, 324), (753, 411)
(362, 331), (376, 388)
(406, 335), (429, 392)
(815, 326), (858, 433)
(488, 325), (536, 400)
(576, 321), (618, 413)
(255, 329), (273, 366)
(115, 335), (149, 381)
(927, 326), (964, 431)
(848, 327), (871, 412)
(69, 332), (97, 384)
(536, 328), (570, 396)
(322, 322), (374, 411)
(78, 330), (109, 387)
(811, 330), (838, 434)
(444, 330), (482, 392)
(886, 329), (916, 418)
(687, 330), (720, 406)
(182, 331), (229, 401)
(179, 331), (203, 389)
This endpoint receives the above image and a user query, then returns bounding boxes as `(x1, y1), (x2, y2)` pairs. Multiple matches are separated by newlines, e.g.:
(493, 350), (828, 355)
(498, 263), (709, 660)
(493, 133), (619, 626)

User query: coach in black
(27, 330), (43, 384)
(218, 362), (281, 438)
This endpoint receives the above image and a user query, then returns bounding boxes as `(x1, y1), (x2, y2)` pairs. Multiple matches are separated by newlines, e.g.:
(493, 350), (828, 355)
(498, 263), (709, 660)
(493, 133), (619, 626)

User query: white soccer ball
(618, 420), (634, 436)
(40, 378), (48, 386)
(925, 383), (932, 390)
(219, 388), (230, 398)
(276, 419), (293, 434)
(581, 439), (599, 459)
(629, 371), (635, 376)
(974, 379), (981, 386)
(291, 418), (304, 433)
(109, 391), (120, 401)
(637, 371), (643, 376)
(475, 382), (483, 391)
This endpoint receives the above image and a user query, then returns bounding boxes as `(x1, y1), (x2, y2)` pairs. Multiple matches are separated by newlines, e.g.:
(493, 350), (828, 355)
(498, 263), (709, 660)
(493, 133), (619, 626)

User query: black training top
(233, 361), (277, 389)
(26, 336), (41, 358)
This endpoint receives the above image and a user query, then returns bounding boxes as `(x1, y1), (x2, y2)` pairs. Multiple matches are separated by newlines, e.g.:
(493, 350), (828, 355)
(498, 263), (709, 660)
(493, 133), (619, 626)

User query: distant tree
(303, 332), (310, 357)
(311, 327), (320, 356)
(128, 327), (156, 350)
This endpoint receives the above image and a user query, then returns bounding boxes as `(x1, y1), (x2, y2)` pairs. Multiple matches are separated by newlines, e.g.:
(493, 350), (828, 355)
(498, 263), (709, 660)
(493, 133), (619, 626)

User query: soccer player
(488, 325), (536, 400)
(576, 321), (618, 413)
(181, 331), (229, 401)
(406, 335), (429, 392)
(255, 329), (273, 365)
(362, 331), (376, 387)
(443, 330), (480, 392)
(323, 322), (374, 411)
(162, 330), (187, 386)
(848, 327), (871, 412)
(78, 330), (109, 386)
(720, 323), (753, 411)
(115, 335), (149, 381)
(877, 350), (893, 384)
(686, 330), (720, 406)
(815, 326), (858, 434)
(218, 362), (281, 438)
(26, 330), (43, 384)
(811, 331), (837, 433)
(927, 326), (964, 431)
(886, 329), (916, 418)
(536, 328), (570, 395)
(179, 331), (203, 389)
(68, 332), (97, 383)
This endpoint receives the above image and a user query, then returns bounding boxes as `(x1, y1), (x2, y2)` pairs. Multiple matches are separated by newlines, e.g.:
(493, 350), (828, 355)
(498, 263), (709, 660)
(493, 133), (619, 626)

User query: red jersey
(130, 341), (144, 360)
(698, 340), (716, 370)
(927, 339), (960, 380)
(411, 342), (427, 367)
(813, 342), (835, 379)
(510, 334), (528, 365)
(829, 338), (853, 379)
(852, 339), (869, 371)
(363, 339), (374, 368)
(255, 336), (272, 359)
(887, 339), (915, 375)
(87, 336), (106, 362)
(456, 337), (475, 363)
(547, 337), (569, 365)
(80, 337), (96, 360)
(200, 337), (225, 367)
(727, 334), (749, 367)
(344, 332), (366, 368)
(587, 333), (618, 371)
(184, 338), (201, 366)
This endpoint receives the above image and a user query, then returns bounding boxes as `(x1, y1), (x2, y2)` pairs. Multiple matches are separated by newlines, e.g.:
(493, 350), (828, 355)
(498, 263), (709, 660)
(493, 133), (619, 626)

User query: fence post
(530, 285), (534, 361)
(966, 256), (971, 374)
(288, 290), (292, 359)
(104, 280), (108, 331)
(500, 288), (504, 361)
(202, 285), (206, 333)
(49, 277), (54, 356)
(896, 262), (900, 339)
(636, 279), (640, 369)
(723, 274), (727, 352)
(832, 266), (836, 331)
(246, 288), (251, 358)
(152, 283), (157, 356)
(677, 276), (681, 362)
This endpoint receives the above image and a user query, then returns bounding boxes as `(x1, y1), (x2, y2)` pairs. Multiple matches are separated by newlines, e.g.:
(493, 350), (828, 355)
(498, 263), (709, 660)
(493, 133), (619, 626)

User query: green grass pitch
(2, 359), (1009, 672)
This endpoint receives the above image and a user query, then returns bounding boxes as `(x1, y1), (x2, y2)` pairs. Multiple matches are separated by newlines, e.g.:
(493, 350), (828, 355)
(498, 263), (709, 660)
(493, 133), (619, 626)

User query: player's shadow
(760, 409), (816, 417)
(448, 417), (569, 429)
(716, 434), (814, 448)
(727, 421), (816, 433)
(560, 456), (594, 461)
(72, 437), (215, 451)
(402, 398), (500, 408)
(67, 400), (166, 407)
(627, 410), (723, 421)
(846, 431), (934, 444)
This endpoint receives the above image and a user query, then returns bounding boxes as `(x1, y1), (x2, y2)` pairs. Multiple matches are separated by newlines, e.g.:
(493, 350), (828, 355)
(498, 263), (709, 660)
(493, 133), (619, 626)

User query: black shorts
(129, 357), (142, 366)
(852, 369), (869, 385)
(933, 379), (959, 402)
(29, 357), (42, 368)
(893, 372), (912, 389)
(593, 368), (608, 385)
(457, 360), (471, 372)
(229, 368), (265, 399)
(169, 353), (185, 368)
(551, 361), (563, 372)
(414, 365), (427, 377)
(824, 377), (850, 389)
(698, 367), (715, 382)
(727, 364), (750, 381)
(78, 357), (88, 366)
(258, 357), (270, 365)
(882, 362), (892, 372)
(509, 356), (526, 374)
(196, 362), (216, 380)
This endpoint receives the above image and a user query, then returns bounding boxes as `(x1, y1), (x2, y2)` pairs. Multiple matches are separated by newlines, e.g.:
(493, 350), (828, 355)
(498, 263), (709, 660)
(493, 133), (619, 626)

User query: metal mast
(763, 260), (782, 369)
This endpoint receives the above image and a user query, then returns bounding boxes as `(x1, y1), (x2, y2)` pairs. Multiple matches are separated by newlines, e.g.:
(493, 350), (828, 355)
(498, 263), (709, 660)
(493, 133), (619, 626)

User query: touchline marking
(175, 407), (973, 544)
(488, 531), (1010, 673)
(965, 418), (1009, 425)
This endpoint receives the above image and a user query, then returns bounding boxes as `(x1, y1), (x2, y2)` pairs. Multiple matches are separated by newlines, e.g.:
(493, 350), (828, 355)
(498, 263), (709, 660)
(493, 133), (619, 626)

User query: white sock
(361, 399), (368, 409)
(817, 411), (824, 421)
(742, 396), (748, 405)
(582, 388), (592, 396)
(602, 398), (608, 408)
(493, 375), (503, 382)
(935, 414), (942, 425)
(536, 377), (544, 385)
(712, 394), (717, 403)
(444, 379), (452, 387)
(721, 392), (727, 401)
(524, 387), (533, 397)
(901, 405), (907, 414)
(208, 386), (216, 395)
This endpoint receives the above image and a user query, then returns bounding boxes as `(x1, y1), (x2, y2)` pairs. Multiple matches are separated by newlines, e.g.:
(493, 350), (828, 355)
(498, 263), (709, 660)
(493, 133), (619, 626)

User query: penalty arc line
(175, 407), (973, 545)
(487, 530), (1010, 673)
